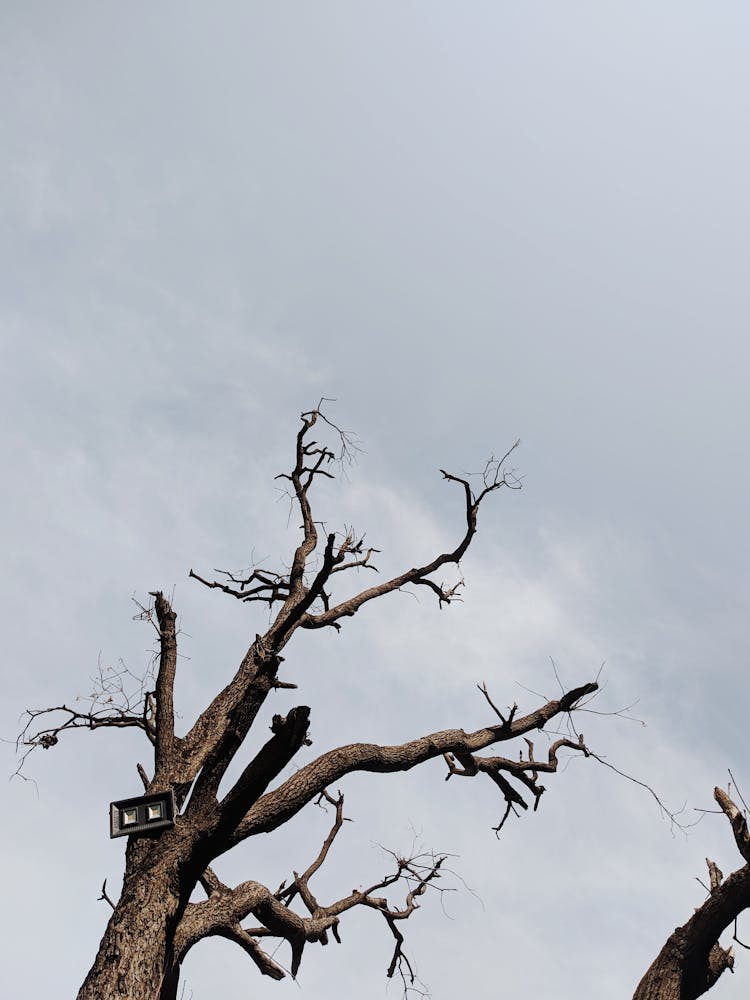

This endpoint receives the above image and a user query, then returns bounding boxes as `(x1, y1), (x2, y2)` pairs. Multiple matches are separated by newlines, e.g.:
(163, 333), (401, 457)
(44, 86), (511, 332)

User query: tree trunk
(77, 861), (182, 1000)
(634, 932), (733, 1000)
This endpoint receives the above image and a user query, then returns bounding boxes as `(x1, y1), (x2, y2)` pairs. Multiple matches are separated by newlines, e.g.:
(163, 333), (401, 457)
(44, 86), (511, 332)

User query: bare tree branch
(12, 634), (161, 778)
(228, 681), (597, 847)
(183, 795), (449, 990)
(150, 591), (179, 780)
(175, 875), (339, 978)
(155, 411), (525, 810)
(444, 732), (589, 833)
(297, 445), (522, 632)
(14, 696), (154, 777)
(634, 786), (750, 998)
(188, 566), (292, 607)
(98, 880), (116, 911)
(162, 409), (366, 798)
(175, 869), (286, 980)
(205, 706), (312, 839)
(715, 786), (750, 864)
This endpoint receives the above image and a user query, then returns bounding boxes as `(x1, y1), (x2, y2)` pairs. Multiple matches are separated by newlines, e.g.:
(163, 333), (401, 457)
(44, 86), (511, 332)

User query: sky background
(2, 3), (750, 998)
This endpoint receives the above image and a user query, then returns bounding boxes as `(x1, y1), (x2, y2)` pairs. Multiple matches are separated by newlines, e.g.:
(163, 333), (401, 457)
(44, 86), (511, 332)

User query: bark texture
(78, 841), (182, 1000)
(634, 785), (750, 998)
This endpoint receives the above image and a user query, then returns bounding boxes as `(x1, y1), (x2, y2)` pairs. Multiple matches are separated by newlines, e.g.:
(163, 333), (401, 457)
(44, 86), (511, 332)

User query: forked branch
(634, 783), (750, 999)
(444, 731), (590, 834)
(178, 791), (448, 989)
(228, 681), (598, 847)
(168, 407), (525, 803)
(14, 658), (156, 777)
(296, 441), (523, 631)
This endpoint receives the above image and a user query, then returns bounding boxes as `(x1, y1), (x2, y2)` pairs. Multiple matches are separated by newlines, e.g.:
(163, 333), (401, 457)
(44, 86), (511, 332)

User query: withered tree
(19, 407), (599, 1000)
(635, 785), (750, 999)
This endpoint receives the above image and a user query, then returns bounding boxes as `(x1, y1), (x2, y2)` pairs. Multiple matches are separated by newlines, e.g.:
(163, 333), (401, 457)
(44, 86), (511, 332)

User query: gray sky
(3, 3), (750, 997)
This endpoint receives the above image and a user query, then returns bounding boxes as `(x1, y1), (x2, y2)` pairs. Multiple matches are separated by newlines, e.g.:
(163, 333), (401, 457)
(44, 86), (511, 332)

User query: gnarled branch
(634, 785), (750, 999)
(228, 681), (598, 847)
(179, 792), (448, 988)
(445, 732), (590, 833)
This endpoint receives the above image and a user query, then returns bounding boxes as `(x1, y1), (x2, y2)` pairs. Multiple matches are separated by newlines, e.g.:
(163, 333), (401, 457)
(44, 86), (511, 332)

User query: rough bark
(634, 926), (737, 999)
(77, 841), (182, 1000)
(634, 785), (750, 998)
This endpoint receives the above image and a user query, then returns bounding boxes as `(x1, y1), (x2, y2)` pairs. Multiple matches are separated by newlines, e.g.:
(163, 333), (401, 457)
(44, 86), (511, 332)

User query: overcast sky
(3, 3), (750, 998)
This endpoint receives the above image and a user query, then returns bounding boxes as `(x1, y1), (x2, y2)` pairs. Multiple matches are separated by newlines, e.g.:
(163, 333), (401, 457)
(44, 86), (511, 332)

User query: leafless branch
(715, 786), (750, 864)
(14, 658), (156, 777)
(165, 409), (528, 814)
(206, 706), (312, 837)
(477, 681), (517, 726)
(98, 880), (116, 910)
(444, 730), (589, 834)
(733, 917), (750, 951)
(728, 769), (750, 817)
(245, 789), (447, 990)
(588, 752), (695, 833)
(635, 784), (750, 997)
(151, 591), (179, 780)
(296, 443), (523, 631)
(229, 681), (598, 847)
(188, 566), (292, 607)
